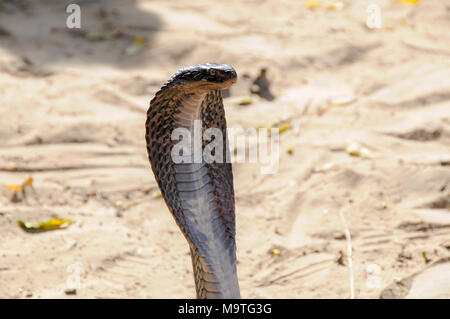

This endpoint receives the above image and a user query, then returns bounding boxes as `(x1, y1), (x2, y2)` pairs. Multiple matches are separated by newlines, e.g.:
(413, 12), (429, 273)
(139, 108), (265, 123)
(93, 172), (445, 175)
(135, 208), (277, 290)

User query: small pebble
(65, 288), (77, 295)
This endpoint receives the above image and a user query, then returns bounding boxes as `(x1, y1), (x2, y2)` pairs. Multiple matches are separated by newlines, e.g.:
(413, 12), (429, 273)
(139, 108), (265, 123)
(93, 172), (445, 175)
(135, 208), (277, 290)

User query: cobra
(145, 63), (240, 298)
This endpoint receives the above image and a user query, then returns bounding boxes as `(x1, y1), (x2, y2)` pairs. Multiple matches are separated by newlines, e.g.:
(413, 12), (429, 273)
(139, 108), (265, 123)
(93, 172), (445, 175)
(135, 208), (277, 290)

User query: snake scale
(145, 63), (240, 298)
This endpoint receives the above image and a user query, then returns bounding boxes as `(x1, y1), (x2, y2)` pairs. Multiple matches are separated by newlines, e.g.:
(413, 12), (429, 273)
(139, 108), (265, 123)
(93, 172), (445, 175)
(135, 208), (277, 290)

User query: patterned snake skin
(145, 64), (240, 298)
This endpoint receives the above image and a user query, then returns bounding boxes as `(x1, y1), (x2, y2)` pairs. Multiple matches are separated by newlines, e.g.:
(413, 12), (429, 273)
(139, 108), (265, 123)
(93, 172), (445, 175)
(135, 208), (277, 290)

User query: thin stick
(339, 208), (355, 299)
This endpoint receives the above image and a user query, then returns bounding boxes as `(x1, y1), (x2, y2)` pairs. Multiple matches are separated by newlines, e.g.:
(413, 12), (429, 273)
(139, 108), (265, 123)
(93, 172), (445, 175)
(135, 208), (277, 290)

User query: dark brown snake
(145, 63), (240, 298)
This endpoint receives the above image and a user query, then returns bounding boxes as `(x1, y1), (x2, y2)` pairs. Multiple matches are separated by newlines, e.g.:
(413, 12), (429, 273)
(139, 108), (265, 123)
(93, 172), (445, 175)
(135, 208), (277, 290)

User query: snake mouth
(183, 76), (237, 92)
(228, 76), (237, 85)
(216, 76), (237, 89)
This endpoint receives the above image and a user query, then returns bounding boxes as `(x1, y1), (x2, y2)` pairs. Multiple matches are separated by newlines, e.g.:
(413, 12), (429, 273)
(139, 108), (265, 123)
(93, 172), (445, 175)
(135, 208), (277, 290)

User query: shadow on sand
(0, 0), (163, 70)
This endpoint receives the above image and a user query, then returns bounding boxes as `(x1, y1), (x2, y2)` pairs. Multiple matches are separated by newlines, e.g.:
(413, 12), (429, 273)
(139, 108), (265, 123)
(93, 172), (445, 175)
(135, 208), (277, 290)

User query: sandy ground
(0, 0), (449, 299)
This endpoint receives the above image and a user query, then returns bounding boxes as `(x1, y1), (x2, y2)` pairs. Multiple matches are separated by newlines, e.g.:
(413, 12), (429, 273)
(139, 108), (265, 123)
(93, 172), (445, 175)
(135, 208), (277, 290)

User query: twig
(339, 209), (354, 299)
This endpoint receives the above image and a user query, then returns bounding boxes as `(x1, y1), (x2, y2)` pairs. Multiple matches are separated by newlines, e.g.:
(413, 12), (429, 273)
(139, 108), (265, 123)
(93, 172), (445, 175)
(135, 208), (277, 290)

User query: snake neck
(173, 92), (205, 129)
(146, 87), (240, 299)
(172, 91), (240, 299)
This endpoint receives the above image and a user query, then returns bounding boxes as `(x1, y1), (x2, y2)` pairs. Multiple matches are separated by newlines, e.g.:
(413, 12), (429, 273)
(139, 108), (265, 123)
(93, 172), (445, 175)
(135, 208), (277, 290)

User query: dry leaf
(18, 218), (72, 233)
(305, 1), (322, 9)
(116, 200), (140, 208)
(151, 189), (162, 199)
(6, 176), (33, 194)
(319, 94), (356, 115)
(85, 32), (111, 41)
(237, 97), (254, 105)
(133, 35), (145, 45)
(330, 94), (356, 106)
(278, 124), (292, 134)
(314, 162), (336, 173)
(397, 0), (421, 4)
(125, 35), (146, 55)
(7, 184), (22, 192)
(345, 142), (377, 159)
(22, 177), (33, 187)
(324, 1), (344, 10)
(270, 248), (281, 257)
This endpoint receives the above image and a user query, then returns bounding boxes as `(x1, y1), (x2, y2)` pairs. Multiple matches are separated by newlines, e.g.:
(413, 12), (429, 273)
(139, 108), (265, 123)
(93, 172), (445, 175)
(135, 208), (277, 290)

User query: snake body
(145, 63), (240, 298)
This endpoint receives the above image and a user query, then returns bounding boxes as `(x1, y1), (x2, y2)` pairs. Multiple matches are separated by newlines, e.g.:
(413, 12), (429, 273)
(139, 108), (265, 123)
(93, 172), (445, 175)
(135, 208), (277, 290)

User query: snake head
(171, 63), (237, 92)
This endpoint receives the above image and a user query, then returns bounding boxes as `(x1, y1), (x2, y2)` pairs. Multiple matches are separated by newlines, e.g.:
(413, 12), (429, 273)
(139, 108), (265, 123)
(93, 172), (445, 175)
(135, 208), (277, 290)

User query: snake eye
(208, 69), (216, 76)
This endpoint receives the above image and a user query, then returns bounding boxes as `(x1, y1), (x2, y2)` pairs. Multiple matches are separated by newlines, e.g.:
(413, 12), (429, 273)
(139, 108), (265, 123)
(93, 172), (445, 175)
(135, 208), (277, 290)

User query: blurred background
(0, 0), (449, 298)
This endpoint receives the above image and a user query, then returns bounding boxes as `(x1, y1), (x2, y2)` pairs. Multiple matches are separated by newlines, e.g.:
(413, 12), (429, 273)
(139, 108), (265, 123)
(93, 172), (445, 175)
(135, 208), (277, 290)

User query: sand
(0, 0), (449, 298)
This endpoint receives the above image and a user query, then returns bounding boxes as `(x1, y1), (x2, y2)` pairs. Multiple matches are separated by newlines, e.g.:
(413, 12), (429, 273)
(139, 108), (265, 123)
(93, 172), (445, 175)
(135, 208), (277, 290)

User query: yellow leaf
(271, 248), (281, 257)
(345, 142), (376, 159)
(278, 124), (292, 134)
(133, 35), (145, 45)
(41, 218), (72, 230)
(151, 189), (162, 199)
(6, 176), (33, 193)
(324, 1), (344, 10)
(22, 177), (33, 187)
(397, 0), (421, 4)
(18, 218), (72, 233)
(7, 185), (23, 192)
(305, 1), (322, 9)
(125, 37), (146, 56)
(237, 97), (254, 106)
